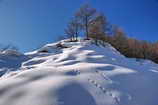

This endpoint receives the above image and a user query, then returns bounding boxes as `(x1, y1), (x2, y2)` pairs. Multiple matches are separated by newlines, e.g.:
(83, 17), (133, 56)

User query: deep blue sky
(0, 0), (158, 52)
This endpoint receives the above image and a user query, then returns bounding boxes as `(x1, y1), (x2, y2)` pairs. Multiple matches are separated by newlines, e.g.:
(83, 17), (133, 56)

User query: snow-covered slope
(0, 50), (28, 76)
(0, 40), (158, 105)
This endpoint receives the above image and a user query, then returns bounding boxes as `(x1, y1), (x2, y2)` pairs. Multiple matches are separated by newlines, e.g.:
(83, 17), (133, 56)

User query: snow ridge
(0, 39), (158, 105)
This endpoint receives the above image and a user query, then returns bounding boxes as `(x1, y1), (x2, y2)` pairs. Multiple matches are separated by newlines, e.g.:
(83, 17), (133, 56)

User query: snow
(0, 39), (158, 105)
(0, 50), (28, 76)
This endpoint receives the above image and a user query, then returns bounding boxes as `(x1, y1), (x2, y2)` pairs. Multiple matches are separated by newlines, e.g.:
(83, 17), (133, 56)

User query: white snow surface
(0, 40), (158, 105)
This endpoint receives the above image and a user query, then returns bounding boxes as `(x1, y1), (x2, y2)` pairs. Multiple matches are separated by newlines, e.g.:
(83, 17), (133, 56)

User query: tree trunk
(85, 17), (89, 40)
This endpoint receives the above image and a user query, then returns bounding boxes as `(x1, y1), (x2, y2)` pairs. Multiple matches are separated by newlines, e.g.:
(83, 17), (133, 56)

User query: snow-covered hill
(0, 39), (158, 105)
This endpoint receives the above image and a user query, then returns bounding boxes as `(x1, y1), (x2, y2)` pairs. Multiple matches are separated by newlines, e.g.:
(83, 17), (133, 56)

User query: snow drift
(0, 39), (158, 105)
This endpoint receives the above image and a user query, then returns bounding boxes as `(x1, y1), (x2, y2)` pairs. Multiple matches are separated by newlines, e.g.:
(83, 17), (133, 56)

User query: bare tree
(65, 17), (81, 41)
(65, 24), (75, 41)
(71, 17), (82, 41)
(89, 13), (108, 45)
(75, 4), (97, 39)
(111, 27), (128, 54)
(139, 41), (151, 59)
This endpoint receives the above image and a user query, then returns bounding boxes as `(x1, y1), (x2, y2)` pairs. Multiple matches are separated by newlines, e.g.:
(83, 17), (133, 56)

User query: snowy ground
(0, 40), (158, 105)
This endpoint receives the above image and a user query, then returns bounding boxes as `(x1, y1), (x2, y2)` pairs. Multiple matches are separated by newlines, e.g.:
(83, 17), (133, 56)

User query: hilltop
(0, 39), (158, 105)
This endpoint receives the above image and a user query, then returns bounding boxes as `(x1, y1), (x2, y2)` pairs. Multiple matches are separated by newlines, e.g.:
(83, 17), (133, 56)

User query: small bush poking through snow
(38, 49), (49, 53)
(56, 43), (69, 48)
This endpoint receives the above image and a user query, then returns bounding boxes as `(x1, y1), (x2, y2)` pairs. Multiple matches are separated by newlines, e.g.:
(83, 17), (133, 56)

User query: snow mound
(0, 39), (158, 105)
